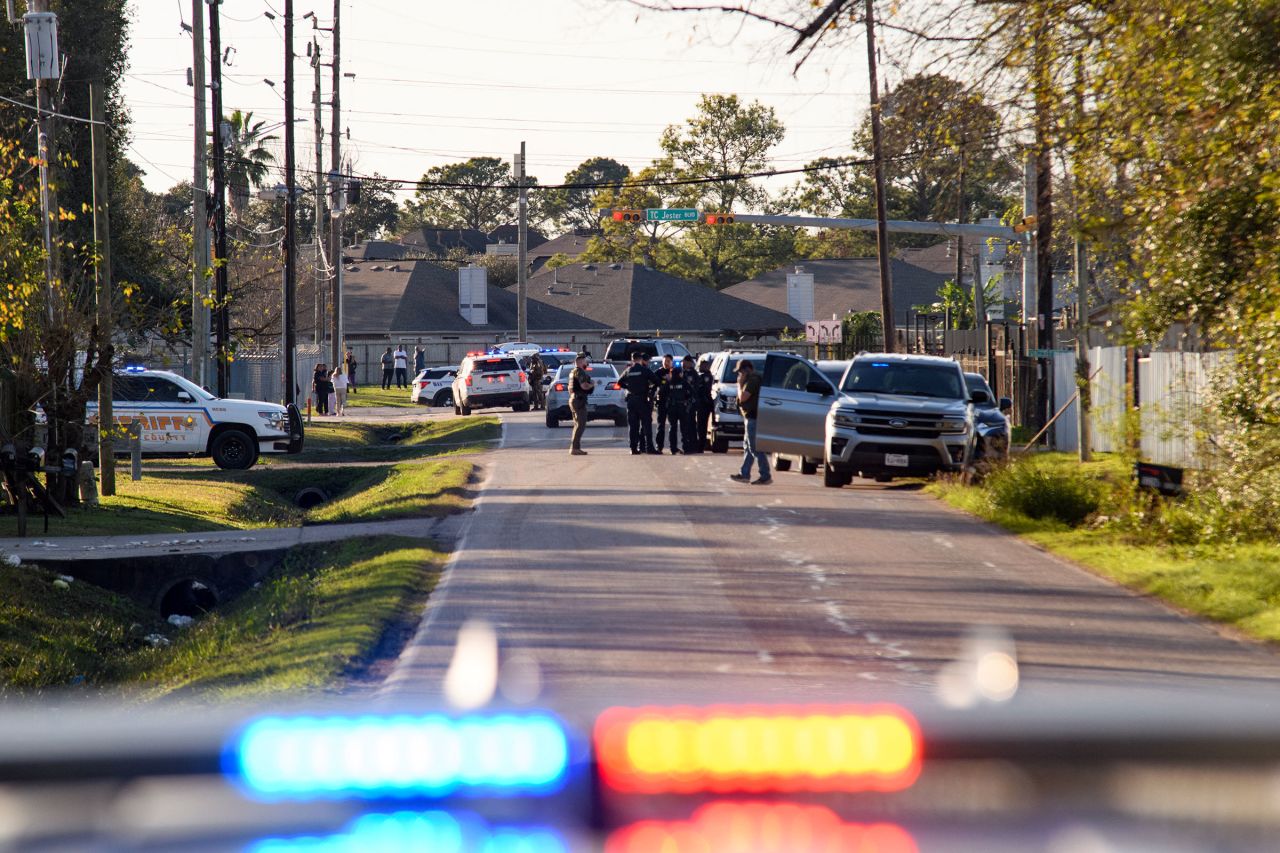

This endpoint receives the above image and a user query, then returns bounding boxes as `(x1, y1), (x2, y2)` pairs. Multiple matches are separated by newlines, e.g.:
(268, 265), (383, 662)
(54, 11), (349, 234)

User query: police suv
(451, 353), (531, 415)
(87, 368), (303, 470)
(410, 366), (459, 407)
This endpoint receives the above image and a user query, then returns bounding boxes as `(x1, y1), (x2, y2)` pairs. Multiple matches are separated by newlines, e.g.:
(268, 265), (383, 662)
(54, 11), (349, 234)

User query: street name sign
(1027, 348), (1073, 358)
(646, 208), (699, 222)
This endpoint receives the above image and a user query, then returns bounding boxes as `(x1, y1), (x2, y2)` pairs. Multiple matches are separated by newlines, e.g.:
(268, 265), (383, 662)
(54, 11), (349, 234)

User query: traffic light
(704, 212), (735, 225)
(612, 209), (644, 222)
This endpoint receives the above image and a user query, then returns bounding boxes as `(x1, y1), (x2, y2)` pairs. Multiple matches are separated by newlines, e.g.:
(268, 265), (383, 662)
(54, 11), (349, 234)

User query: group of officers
(615, 351), (716, 455)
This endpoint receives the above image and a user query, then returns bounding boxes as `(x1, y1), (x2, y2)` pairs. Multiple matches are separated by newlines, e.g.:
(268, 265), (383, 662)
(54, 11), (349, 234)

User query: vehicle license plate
(885, 453), (910, 468)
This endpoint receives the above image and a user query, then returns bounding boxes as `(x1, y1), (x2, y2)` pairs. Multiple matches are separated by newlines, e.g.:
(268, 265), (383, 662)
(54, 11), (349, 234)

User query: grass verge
(342, 386), (423, 409)
(931, 452), (1280, 645)
(0, 537), (442, 697)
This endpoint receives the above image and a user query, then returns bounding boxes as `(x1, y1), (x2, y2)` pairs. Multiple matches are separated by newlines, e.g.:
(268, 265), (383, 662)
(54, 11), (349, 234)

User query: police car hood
(834, 392), (967, 417)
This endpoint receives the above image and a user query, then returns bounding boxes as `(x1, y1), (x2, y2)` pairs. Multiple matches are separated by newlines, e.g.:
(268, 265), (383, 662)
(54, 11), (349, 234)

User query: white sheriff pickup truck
(86, 368), (304, 470)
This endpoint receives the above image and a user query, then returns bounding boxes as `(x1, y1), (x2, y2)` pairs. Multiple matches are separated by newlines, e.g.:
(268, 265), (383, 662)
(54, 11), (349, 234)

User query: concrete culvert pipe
(294, 487), (329, 509)
(160, 578), (219, 617)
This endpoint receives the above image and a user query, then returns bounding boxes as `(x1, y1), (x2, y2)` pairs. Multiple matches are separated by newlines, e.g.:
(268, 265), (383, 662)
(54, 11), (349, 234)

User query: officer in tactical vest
(618, 350), (658, 454)
(665, 363), (696, 454)
(568, 352), (595, 456)
(692, 356), (715, 452)
(653, 354), (674, 452)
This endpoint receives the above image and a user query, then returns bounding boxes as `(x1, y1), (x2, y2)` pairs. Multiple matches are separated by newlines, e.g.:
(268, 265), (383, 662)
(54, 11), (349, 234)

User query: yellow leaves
(56, 209), (75, 222)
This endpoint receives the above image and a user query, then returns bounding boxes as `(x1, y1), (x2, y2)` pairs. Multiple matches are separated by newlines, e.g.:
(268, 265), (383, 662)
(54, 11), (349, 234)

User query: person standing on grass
(393, 345), (410, 389)
(345, 349), (359, 394)
(414, 345), (426, 374)
(381, 347), (394, 390)
(331, 365), (349, 416)
(313, 363), (332, 416)
(729, 359), (771, 485)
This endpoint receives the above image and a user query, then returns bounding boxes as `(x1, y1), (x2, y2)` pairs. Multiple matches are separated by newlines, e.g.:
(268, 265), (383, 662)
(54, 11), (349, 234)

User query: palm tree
(216, 109), (278, 214)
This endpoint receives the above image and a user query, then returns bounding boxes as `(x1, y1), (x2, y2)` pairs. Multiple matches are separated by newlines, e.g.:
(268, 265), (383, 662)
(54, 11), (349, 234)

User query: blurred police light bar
(251, 809), (568, 853)
(231, 713), (570, 799)
(594, 704), (921, 793)
(606, 802), (917, 853)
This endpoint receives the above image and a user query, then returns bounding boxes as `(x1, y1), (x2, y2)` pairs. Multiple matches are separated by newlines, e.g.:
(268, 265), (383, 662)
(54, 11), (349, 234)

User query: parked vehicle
(755, 352), (984, 488)
(964, 372), (1013, 464)
(86, 368), (303, 470)
(772, 359), (850, 476)
(603, 338), (692, 368)
(544, 362), (626, 428)
(452, 354), (531, 415)
(410, 366), (459, 406)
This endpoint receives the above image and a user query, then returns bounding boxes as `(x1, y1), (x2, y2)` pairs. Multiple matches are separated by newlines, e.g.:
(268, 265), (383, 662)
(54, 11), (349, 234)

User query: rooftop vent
(371, 265), (384, 271)
(582, 263), (596, 271)
(389, 264), (400, 272)
(609, 263), (622, 271)
(346, 265), (360, 272)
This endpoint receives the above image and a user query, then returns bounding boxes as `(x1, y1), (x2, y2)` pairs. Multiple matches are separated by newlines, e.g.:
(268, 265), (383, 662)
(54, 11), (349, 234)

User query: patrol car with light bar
(86, 368), (303, 470)
(452, 352), (532, 415)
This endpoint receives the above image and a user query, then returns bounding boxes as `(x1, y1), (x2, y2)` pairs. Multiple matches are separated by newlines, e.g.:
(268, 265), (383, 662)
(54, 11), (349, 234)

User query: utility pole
(26, 1), (58, 330)
(328, 0), (342, 367)
(311, 34), (324, 347)
(863, 0), (896, 352)
(209, 0), (230, 397)
(1075, 235), (1091, 461)
(955, 154), (965, 332)
(516, 141), (528, 342)
(282, 0), (297, 406)
(90, 83), (115, 496)
(191, 0), (210, 389)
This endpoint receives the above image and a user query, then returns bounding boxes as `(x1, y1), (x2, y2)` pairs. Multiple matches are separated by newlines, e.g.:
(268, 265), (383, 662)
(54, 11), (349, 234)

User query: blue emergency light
(249, 810), (567, 853)
(230, 712), (570, 800)
(123, 364), (148, 373)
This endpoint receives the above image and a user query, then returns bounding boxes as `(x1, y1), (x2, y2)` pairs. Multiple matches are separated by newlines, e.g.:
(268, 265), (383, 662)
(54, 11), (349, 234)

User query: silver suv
(755, 352), (984, 487)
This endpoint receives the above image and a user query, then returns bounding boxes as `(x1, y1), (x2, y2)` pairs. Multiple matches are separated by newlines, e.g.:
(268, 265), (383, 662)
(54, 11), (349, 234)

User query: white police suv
(87, 368), (303, 470)
(410, 366), (459, 406)
(451, 353), (531, 415)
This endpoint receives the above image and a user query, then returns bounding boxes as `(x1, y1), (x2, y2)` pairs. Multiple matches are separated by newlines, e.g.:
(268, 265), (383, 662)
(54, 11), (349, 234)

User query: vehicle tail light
(465, 376), (473, 387)
(607, 803), (917, 853)
(594, 704), (920, 793)
(518, 371), (527, 383)
(610, 382), (622, 390)
(418, 382), (427, 389)
(554, 383), (567, 392)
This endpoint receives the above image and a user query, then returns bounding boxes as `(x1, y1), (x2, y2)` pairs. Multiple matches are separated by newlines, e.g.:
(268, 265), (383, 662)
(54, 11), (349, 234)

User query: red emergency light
(594, 703), (921, 794)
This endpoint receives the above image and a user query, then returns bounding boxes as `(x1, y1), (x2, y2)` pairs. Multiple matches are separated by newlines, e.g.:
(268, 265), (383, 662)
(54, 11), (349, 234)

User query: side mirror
(177, 391), (193, 402)
(805, 380), (833, 396)
(970, 389), (991, 405)
(999, 396), (1012, 413)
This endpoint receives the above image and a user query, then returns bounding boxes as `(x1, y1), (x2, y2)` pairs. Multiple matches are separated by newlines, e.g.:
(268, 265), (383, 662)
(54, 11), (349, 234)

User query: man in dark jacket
(618, 351), (658, 454)
(665, 364), (696, 454)
(682, 355), (711, 453)
(652, 354), (674, 452)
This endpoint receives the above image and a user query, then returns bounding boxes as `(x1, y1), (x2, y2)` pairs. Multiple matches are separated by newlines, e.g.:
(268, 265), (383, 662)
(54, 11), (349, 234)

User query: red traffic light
(612, 209), (644, 223)
(705, 213), (736, 225)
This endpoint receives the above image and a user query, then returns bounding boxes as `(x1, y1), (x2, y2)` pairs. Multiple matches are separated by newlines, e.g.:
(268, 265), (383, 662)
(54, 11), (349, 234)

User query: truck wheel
(800, 458), (819, 475)
(773, 455), (792, 472)
(711, 435), (729, 454)
(211, 429), (258, 470)
(823, 462), (845, 489)
(433, 390), (453, 407)
(546, 414), (560, 428)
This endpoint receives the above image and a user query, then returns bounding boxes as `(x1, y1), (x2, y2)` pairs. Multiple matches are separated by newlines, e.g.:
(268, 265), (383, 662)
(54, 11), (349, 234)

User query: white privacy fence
(1049, 348), (1229, 466)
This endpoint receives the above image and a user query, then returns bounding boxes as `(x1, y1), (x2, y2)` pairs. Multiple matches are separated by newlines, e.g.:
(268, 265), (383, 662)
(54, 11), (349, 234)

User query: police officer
(653, 354), (674, 452)
(527, 354), (547, 410)
(693, 356), (715, 452)
(639, 352), (661, 455)
(618, 351), (657, 454)
(665, 363), (696, 454)
(568, 351), (595, 456)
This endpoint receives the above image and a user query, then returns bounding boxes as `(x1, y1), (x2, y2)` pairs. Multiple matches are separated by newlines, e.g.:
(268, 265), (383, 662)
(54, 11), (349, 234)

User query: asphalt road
(383, 411), (1280, 717)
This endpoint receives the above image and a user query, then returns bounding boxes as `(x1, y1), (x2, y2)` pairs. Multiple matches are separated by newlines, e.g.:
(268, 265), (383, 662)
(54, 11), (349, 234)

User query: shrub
(986, 461), (1101, 526)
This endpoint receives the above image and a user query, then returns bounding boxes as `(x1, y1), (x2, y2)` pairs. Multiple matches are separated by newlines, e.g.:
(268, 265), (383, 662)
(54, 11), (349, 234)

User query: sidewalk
(0, 515), (468, 562)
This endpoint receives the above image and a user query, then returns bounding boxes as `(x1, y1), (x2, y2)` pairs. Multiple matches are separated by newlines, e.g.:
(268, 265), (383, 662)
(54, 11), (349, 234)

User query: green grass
(342, 385), (423, 409)
(308, 459), (473, 523)
(0, 563), (167, 694)
(932, 452), (1280, 645)
(291, 416), (499, 462)
(0, 538), (443, 696)
(131, 537), (442, 698)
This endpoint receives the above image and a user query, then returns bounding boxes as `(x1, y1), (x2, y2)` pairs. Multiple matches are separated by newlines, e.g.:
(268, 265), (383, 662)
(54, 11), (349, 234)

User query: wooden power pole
(90, 83), (115, 496)
(864, 0), (896, 352)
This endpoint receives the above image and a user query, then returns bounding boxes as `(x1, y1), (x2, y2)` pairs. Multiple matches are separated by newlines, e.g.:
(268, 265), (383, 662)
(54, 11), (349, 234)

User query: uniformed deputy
(653, 354), (674, 452)
(618, 351), (658, 454)
(639, 352), (661, 455)
(693, 356), (715, 452)
(527, 354), (547, 411)
(568, 352), (595, 456)
(665, 364), (697, 454)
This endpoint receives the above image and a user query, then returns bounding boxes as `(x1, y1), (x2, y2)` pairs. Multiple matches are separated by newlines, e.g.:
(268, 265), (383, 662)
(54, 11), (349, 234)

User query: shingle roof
(398, 226), (490, 256)
(722, 258), (948, 325)
(897, 240), (979, 280)
(345, 240), (426, 262)
(342, 260), (605, 334)
(487, 223), (548, 249)
(527, 262), (797, 333)
(528, 229), (598, 271)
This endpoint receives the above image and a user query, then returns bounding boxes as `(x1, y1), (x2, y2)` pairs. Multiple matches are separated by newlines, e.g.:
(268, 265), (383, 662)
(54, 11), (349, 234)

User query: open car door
(755, 353), (838, 459)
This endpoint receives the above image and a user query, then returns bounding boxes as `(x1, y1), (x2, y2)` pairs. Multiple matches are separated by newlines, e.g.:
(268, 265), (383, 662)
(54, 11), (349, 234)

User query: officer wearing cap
(729, 358), (771, 484)
(639, 352), (661, 454)
(693, 356), (715, 452)
(567, 351), (594, 456)
(652, 354), (674, 453)
(665, 362), (694, 454)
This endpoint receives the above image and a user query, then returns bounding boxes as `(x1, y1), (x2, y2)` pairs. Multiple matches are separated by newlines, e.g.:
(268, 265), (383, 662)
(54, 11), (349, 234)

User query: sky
(123, 0), (880, 207)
